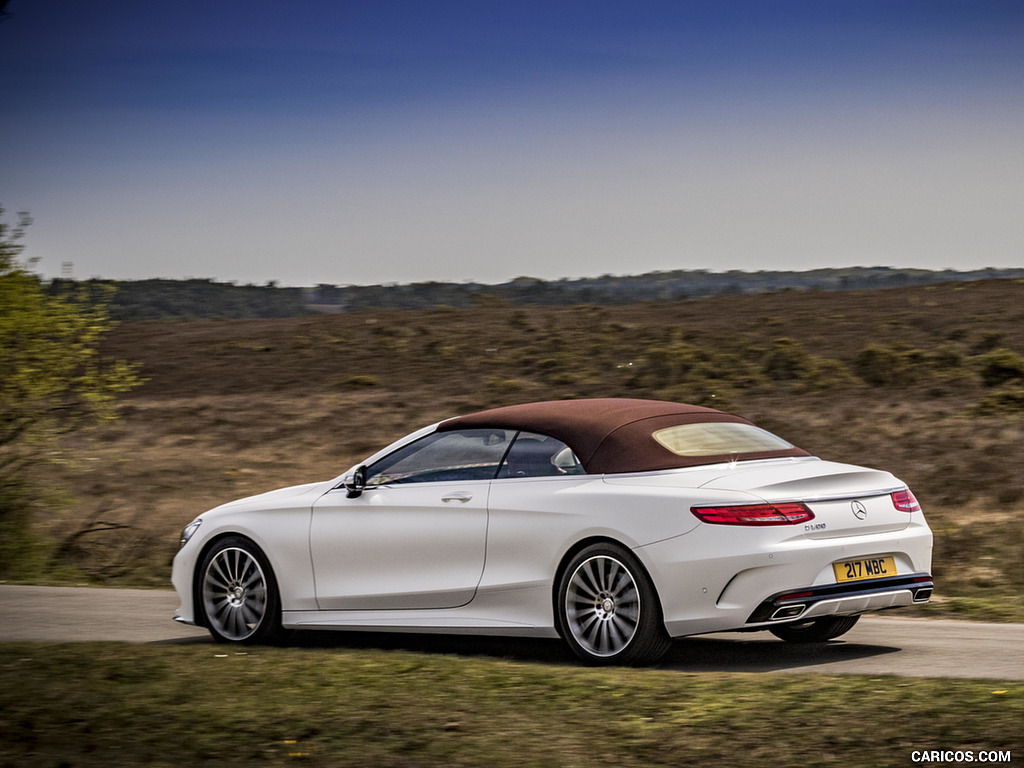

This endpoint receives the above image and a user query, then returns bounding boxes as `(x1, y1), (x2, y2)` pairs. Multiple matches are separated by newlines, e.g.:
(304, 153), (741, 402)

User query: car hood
(206, 480), (334, 515)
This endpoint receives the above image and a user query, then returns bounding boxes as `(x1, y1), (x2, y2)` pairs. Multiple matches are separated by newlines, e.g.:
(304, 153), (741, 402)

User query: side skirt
(282, 609), (559, 638)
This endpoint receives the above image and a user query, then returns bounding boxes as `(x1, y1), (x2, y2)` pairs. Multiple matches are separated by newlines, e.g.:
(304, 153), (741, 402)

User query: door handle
(442, 492), (473, 503)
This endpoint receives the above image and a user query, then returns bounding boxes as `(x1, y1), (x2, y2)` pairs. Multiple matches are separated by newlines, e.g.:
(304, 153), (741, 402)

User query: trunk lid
(698, 458), (911, 538)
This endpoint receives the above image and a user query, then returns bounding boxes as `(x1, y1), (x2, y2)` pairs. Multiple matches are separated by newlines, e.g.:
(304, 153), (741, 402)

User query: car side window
(497, 432), (585, 478)
(365, 429), (514, 486)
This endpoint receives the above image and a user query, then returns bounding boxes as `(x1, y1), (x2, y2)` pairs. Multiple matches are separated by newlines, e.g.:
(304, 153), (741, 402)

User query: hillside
(41, 280), (1024, 618)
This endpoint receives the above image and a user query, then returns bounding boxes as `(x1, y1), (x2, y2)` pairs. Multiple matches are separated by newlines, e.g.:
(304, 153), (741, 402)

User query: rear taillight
(690, 502), (814, 526)
(891, 489), (921, 513)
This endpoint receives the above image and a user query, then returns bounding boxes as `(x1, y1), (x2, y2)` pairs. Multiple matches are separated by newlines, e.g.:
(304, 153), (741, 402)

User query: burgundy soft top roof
(438, 398), (809, 474)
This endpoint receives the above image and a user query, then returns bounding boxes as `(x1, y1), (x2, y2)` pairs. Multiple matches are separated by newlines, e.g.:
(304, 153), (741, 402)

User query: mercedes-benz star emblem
(851, 500), (868, 520)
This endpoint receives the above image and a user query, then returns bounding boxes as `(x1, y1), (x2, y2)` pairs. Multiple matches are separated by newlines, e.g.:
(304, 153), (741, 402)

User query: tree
(0, 207), (142, 574)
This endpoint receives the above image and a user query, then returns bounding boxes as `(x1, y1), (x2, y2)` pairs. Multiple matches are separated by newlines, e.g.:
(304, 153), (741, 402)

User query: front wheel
(556, 543), (671, 666)
(199, 536), (284, 644)
(768, 614), (860, 643)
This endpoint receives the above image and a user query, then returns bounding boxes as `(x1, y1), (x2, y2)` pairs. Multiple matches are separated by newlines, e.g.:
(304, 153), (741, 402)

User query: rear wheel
(199, 536), (284, 644)
(768, 615), (860, 643)
(556, 543), (671, 666)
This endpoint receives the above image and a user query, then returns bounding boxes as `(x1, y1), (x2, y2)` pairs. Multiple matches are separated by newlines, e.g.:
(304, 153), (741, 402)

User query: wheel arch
(551, 535), (666, 637)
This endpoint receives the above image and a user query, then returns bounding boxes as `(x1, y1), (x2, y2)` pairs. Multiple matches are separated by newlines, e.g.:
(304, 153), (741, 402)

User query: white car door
(310, 480), (490, 610)
(309, 428), (512, 611)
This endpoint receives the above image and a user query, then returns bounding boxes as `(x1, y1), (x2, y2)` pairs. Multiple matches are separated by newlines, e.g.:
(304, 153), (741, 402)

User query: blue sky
(2, 0), (1022, 286)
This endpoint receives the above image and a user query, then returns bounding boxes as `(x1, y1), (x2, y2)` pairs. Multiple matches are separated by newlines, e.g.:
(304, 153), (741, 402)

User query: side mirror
(344, 465), (367, 498)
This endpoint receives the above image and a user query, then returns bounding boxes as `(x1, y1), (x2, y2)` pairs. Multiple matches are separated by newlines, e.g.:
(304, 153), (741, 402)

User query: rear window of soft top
(652, 422), (795, 457)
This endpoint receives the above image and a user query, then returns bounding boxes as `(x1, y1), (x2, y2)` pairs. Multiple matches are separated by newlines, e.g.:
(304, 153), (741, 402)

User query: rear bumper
(746, 573), (933, 626)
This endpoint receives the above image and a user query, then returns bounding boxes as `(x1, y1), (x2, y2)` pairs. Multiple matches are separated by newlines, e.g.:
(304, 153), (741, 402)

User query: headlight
(179, 520), (202, 549)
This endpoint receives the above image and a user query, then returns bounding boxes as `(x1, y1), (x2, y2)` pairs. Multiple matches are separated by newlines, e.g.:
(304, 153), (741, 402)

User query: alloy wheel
(202, 546), (269, 641)
(564, 554), (641, 658)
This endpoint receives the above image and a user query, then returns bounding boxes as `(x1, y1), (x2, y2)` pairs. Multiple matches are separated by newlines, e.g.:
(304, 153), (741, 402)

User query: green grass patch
(897, 594), (1024, 623)
(1, 643), (1021, 767)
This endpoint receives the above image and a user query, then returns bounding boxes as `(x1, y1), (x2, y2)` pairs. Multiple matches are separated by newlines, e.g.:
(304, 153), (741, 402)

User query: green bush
(853, 344), (928, 387)
(800, 358), (857, 392)
(854, 345), (900, 386)
(971, 330), (1004, 354)
(931, 344), (964, 370)
(762, 338), (812, 381)
(485, 376), (528, 394)
(1, 208), (142, 577)
(0, 486), (43, 579)
(636, 344), (704, 388)
(977, 348), (1024, 387)
(339, 374), (380, 388)
(973, 386), (1024, 415)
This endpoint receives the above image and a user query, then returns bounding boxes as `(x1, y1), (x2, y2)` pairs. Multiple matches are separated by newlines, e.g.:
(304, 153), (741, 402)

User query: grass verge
(890, 594), (1024, 623)
(1, 643), (1021, 767)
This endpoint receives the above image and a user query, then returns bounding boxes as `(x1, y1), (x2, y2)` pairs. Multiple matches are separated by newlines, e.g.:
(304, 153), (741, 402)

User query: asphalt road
(1, 584), (1021, 680)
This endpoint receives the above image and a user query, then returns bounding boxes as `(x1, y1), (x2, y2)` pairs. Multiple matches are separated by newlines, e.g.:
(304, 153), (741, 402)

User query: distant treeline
(47, 267), (1024, 321)
(46, 278), (310, 321)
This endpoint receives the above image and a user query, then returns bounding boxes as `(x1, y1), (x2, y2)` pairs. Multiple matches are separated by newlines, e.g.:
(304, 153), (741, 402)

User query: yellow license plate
(833, 556), (896, 583)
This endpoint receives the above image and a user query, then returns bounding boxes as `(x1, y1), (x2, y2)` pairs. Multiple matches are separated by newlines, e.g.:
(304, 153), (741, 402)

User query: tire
(768, 614), (860, 643)
(556, 543), (671, 666)
(199, 536), (285, 644)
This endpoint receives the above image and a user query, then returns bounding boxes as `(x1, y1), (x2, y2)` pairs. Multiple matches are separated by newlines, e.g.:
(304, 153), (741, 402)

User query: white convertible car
(172, 398), (933, 664)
